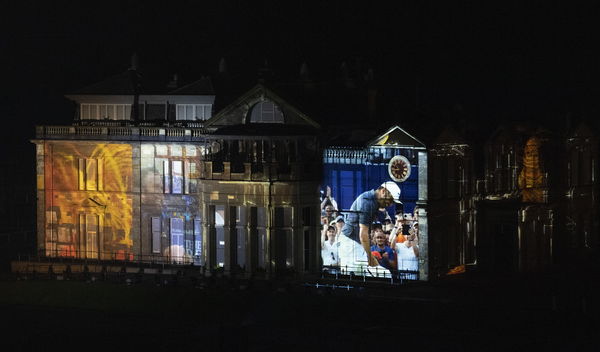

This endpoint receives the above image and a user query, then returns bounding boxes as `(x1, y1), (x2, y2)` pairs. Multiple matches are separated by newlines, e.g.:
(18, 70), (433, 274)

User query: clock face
(388, 155), (411, 182)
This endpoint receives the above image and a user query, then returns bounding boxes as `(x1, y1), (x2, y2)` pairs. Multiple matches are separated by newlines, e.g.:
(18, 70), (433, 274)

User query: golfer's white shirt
(337, 234), (391, 278)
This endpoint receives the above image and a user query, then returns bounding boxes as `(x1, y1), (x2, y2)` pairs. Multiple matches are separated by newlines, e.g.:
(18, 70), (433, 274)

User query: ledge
(36, 125), (209, 142)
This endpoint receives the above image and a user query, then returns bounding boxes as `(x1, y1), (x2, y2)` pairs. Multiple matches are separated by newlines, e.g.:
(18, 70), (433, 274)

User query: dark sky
(2, 1), (599, 142)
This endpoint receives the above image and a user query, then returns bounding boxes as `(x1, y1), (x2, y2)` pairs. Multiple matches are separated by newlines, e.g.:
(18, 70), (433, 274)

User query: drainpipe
(139, 141), (143, 264)
(267, 144), (273, 276)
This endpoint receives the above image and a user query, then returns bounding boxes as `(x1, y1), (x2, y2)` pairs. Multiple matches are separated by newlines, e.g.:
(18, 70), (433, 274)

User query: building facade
(27, 66), (599, 281)
(33, 73), (322, 276)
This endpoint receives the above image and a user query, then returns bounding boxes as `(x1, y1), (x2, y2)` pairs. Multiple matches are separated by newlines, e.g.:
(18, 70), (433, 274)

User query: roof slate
(69, 70), (140, 95)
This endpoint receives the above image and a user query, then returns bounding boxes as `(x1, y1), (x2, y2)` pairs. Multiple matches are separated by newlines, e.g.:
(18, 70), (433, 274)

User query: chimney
(128, 53), (141, 121)
(299, 62), (314, 90)
(167, 74), (179, 90)
(129, 53), (139, 71)
(257, 59), (274, 83)
(219, 57), (228, 74)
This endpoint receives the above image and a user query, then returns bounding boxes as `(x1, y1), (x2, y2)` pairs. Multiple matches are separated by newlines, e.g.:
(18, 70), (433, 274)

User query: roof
(204, 83), (320, 129)
(168, 77), (215, 95)
(68, 69), (215, 96)
(211, 123), (318, 137)
(69, 70), (141, 95)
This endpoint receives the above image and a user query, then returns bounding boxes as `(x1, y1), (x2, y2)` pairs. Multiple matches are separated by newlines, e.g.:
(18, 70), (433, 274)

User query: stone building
(23, 61), (599, 281)
(32, 68), (321, 276)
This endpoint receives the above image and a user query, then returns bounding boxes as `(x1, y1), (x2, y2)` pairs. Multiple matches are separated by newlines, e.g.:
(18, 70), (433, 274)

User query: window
(79, 214), (100, 259)
(302, 207), (313, 271)
(45, 208), (58, 257)
(80, 104), (132, 120)
(234, 207), (247, 269)
(275, 207), (294, 268)
(186, 161), (200, 194)
(249, 101), (284, 123)
(170, 218), (185, 263)
(215, 205), (225, 267)
(151, 217), (161, 254)
(176, 104), (212, 120)
(252, 207), (267, 269)
(78, 159), (103, 191)
(163, 160), (184, 194)
(194, 218), (203, 265)
(172, 160), (183, 194)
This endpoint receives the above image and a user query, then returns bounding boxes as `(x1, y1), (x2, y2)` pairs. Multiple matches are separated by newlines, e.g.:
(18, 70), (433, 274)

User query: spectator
(370, 227), (396, 271)
(321, 225), (340, 270)
(396, 228), (419, 280)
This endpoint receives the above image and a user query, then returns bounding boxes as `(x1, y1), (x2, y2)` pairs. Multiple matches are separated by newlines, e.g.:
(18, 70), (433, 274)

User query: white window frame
(80, 104), (132, 120)
(170, 217), (185, 263)
(163, 159), (186, 194)
(151, 217), (161, 254)
(175, 104), (212, 121)
(79, 213), (100, 259)
(78, 158), (103, 191)
(249, 101), (284, 124)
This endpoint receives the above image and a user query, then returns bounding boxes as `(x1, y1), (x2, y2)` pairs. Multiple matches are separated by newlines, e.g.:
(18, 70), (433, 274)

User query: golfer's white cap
(381, 181), (402, 204)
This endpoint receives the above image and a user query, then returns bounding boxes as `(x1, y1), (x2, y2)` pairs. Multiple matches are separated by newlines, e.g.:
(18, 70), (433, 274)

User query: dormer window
(176, 104), (212, 121)
(249, 100), (284, 123)
(80, 104), (132, 120)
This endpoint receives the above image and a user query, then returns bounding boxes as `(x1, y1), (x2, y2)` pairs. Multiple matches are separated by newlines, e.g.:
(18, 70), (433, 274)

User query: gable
(368, 125), (426, 148)
(204, 84), (320, 129)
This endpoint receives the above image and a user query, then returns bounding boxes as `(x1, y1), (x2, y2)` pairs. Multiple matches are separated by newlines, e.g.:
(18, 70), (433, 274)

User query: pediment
(368, 125), (426, 148)
(204, 84), (320, 130)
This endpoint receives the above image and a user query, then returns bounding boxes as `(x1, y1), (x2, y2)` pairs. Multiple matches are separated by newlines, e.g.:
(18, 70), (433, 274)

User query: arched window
(249, 100), (284, 123)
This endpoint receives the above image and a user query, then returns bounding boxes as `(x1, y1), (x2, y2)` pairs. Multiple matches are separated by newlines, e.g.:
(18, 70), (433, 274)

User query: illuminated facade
(321, 126), (430, 279)
(29, 65), (599, 280)
(33, 72), (322, 275)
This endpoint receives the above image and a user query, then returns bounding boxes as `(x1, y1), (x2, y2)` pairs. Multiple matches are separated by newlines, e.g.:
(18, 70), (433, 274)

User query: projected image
(44, 142), (134, 260)
(518, 136), (544, 203)
(320, 150), (420, 279)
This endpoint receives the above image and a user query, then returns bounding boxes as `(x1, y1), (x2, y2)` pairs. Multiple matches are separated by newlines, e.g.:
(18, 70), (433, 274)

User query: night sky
(2, 1), (599, 152)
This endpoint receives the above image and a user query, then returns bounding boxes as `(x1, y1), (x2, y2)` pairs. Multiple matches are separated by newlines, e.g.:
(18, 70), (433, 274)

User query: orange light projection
(446, 264), (465, 275)
(44, 142), (134, 259)
(518, 136), (544, 203)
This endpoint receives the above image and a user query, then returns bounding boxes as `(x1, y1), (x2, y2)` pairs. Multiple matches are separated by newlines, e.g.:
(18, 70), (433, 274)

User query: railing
(107, 127), (133, 136)
(75, 119), (132, 127)
(323, 147), (368, 165)
(75, 126), (104, 135)
(165, 129), (186, 137)
(37, 125), (208, 141)
(321, 259), (420, 283)
(139, 127), (160, 137)
(191, 129), (204, 138)
(75, 120), (205, 129)
(45, 126), (72, 135)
